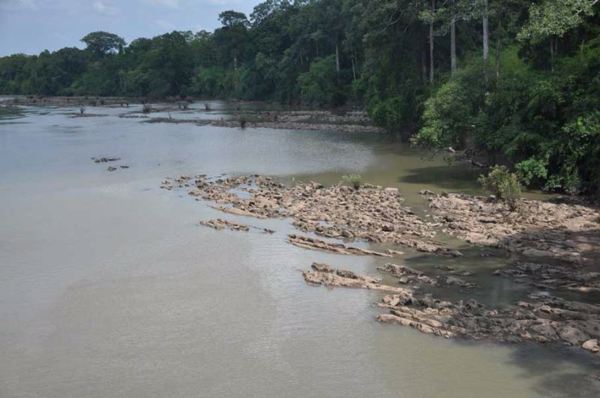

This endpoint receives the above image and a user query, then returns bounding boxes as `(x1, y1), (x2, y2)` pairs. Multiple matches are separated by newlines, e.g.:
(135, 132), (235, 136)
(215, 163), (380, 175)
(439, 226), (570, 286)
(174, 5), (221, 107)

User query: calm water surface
(1, 103), (598, 397)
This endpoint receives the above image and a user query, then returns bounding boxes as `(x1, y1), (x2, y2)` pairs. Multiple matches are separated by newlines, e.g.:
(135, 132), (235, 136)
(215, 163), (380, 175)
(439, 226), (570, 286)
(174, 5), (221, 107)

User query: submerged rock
(200, 219), (250, 232)
(93, 157), (120, 163)
(495, 261), (600, 293)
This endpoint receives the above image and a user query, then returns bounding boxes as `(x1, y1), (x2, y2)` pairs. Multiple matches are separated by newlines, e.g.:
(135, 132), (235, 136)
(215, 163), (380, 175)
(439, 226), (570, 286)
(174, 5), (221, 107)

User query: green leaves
(297, 55), (345, 106)
(518, 0), (598, 42)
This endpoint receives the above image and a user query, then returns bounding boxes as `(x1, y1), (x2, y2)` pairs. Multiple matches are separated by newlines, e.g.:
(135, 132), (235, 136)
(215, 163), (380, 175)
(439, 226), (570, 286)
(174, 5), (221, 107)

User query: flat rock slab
(289, 234), (391, 257)
(303, 263), (412, 294)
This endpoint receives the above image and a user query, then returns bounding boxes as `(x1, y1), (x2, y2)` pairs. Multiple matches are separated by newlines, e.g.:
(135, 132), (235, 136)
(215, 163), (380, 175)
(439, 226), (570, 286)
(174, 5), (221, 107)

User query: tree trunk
(422, 47), (427, 83)
(483, 0), (489, 63)
(351, 52), (357, 81)
(496, 18), (501, 79)
(550, 38), (555, 71)
(450, 15), (457, 75)
(335, 42), (340, 73)
(429, 0), (435, 83)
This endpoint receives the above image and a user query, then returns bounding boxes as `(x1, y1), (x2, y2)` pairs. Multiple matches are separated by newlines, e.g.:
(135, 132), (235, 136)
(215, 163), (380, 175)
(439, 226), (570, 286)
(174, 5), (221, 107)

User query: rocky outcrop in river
(302, 262), (600, 355)
(162, 174), (458, 255)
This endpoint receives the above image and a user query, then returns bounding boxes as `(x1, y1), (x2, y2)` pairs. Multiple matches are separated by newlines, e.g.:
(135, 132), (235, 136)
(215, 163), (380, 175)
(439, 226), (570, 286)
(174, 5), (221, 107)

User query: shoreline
(1, 96), (384, 134)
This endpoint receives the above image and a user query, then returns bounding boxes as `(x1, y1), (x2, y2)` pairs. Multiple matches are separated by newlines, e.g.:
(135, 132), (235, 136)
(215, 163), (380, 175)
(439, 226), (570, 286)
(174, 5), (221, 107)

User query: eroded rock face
(423, 192), (600, 264)
(162, 174), (458, 255)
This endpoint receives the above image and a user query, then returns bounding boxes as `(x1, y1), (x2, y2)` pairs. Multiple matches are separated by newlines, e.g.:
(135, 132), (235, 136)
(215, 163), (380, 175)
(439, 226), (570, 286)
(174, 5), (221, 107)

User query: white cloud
(92, 1), (117, 15)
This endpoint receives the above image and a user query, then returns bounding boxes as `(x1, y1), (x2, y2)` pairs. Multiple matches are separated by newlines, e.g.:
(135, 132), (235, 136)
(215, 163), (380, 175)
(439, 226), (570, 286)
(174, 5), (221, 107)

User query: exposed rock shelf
(162, 174), (456, 255)
(422, 192), (600, 264)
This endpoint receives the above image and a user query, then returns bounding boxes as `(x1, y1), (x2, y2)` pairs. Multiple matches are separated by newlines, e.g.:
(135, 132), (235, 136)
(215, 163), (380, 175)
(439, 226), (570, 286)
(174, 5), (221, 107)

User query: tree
(518, 0), (598, 69)
(214, 11), (250, 69)
(81, 31), (126, 57)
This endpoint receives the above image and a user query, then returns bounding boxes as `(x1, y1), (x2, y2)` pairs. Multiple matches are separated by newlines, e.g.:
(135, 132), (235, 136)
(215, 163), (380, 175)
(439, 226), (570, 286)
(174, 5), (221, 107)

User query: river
(0, 102), (598, 397)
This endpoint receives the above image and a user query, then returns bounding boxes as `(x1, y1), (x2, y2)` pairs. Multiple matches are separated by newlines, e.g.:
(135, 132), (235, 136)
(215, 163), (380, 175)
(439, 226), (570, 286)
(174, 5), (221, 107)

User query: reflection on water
(0, 103), (598, 398)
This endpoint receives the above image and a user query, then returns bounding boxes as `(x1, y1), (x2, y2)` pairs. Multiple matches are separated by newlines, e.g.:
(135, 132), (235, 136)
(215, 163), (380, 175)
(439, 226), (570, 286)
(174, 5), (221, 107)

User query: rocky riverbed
(3, 96), (383, 134)
(209, 110), (383, 134)
(161, 174), (459, 255)
(304, 262), (600, 355)
(422, 191), (600, 264)
(162, 173), (600, 358)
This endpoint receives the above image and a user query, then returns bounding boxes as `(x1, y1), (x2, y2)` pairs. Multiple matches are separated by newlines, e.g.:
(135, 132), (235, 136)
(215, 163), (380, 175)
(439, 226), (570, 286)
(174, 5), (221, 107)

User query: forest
(0, 0), (598, 194)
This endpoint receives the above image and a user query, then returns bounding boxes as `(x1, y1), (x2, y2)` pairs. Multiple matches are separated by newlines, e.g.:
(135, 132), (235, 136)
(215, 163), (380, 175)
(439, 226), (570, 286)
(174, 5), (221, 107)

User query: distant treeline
(0, 0), (598, 193)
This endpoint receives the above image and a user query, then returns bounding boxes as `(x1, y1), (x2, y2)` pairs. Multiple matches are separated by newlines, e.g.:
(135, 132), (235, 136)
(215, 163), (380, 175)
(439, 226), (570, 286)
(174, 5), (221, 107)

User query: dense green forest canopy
(0, 0), (598, 194)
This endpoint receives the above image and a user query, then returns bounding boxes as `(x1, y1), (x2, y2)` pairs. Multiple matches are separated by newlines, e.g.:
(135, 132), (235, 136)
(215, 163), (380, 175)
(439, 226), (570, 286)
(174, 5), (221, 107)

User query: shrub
(516, 158), (548, 186)
(341, 174), (362, 190)
(369, 95), (417, 135)
(479, 166), (522, 210)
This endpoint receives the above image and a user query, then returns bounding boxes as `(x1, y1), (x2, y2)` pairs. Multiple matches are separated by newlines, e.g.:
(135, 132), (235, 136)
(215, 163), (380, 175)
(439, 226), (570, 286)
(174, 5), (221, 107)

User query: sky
(0, 0), (260, 56)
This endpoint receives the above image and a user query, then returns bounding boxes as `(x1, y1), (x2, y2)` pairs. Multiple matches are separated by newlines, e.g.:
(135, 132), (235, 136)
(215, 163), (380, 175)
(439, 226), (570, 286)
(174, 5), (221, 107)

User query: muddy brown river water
(0, 102), (598, 397)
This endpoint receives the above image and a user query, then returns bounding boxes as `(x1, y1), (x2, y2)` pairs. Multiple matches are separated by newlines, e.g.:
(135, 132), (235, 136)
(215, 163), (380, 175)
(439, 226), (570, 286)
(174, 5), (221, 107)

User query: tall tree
(81, 31), (126, 57)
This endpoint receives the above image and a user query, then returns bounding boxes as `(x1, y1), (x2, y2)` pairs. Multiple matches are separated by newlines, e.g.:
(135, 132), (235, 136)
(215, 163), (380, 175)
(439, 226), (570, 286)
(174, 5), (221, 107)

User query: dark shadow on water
(506, 342), (600, 397)
(450, 338), (600, 397)
(400, 164), (482, 192)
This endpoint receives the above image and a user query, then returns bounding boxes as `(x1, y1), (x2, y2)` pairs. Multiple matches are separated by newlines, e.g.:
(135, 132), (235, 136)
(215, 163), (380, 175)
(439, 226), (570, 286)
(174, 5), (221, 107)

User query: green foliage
(516, 158), (548, 185)
(370, 96), (411, 134)
(297, 56), (345, 106)
(341, 174), (362, 190)
(414, 37), (600, 194)
(414, 61), (488, 149)
(478, 166), (522, 208)
(519, 0), (598, 42)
